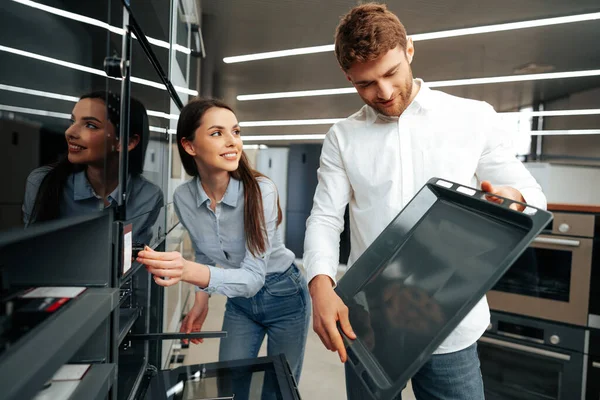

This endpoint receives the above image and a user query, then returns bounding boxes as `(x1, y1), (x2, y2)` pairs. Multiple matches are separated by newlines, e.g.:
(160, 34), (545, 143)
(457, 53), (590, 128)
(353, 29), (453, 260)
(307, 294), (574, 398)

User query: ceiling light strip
(240, 118), (344, 127)
(0, 84), (179, 121)
(240, 109), (600, 127)
(224, 12), (600, 63)
(237, 69), (600, 101)
(0, 104), (71, 119)
(2, 84), (598, 128)
(241, 130), (600, 141)
(11, 0), (191, 54)
(0, 44), (198, 96)
(2, 105), (597, 138)
(0, 84), (80, 102)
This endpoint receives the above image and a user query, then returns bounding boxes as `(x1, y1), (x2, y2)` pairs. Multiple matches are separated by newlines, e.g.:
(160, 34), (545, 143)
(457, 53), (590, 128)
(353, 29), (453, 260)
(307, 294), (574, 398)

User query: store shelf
(0, 288), (119, 400)
(69, 363), (117, 400)
(118, 307), (141, 345)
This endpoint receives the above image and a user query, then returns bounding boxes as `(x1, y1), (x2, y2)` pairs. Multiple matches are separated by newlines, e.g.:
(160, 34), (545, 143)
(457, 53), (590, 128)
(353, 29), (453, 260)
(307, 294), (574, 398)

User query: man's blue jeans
(218, 264), (310, 399)
(346, 342), (485, 399)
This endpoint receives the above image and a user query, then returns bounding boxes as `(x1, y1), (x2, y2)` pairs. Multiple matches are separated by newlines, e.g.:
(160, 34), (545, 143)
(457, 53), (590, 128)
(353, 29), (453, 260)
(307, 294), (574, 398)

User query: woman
(22, 91), (164, 244)
(137, 98), (310, 391)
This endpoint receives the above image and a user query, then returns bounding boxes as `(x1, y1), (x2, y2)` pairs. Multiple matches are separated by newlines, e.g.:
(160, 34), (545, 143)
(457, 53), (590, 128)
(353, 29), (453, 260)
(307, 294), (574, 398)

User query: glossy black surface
(492, 247), (572, 301)
(146, 355), (300, 400)
(335, 178), (553, 400)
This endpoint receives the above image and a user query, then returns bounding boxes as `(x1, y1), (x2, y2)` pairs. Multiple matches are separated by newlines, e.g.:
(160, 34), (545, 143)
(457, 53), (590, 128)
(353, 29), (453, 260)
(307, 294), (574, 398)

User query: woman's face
(65, 98), (118, 166)
(182, 107), (243, 175)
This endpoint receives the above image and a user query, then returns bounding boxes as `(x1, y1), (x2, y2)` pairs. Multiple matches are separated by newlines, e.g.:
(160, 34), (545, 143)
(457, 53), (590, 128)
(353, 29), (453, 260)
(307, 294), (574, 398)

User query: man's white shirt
(303, 79), (546, 354)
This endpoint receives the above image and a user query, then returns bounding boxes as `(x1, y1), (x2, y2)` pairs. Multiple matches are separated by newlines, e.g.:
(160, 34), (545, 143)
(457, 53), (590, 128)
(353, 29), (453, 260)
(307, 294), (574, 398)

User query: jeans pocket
(265, 274), (301, 297)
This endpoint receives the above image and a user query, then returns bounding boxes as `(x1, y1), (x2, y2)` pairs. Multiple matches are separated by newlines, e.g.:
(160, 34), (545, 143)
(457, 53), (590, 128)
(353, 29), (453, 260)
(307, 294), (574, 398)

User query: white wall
(525, 162), (600, 205)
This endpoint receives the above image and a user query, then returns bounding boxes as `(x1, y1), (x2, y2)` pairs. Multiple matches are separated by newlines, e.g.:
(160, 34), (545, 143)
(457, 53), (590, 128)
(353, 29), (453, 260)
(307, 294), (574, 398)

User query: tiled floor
(182, 289), (417, 399)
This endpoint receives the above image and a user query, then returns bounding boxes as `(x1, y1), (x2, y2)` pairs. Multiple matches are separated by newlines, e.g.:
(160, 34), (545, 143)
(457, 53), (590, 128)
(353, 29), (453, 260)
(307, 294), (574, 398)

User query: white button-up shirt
(303, 79), (546, 354)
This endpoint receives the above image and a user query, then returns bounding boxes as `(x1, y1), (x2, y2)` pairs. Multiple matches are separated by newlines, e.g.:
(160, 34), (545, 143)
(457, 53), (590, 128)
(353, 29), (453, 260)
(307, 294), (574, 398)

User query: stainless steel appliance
(487, 211), (600, 327)
(479, 312), (586, 400)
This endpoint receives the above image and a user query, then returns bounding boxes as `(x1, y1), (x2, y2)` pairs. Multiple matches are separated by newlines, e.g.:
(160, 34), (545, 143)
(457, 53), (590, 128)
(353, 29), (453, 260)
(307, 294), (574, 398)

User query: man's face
(345, 42), (415, 117)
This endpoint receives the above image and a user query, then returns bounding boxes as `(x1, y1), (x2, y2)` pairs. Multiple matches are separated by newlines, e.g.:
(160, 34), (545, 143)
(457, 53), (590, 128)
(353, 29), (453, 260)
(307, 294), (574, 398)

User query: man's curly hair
(335, 3), (408, 71)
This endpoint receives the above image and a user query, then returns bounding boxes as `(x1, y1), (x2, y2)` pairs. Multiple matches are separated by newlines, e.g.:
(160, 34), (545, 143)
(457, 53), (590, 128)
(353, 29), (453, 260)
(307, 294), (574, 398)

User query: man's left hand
(481, 181), (525, 211)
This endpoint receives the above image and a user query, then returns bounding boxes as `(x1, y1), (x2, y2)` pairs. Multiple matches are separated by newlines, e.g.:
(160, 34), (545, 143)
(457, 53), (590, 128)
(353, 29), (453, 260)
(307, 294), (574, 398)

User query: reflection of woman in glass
(22, 91), (164, 244)
(137, 98), (310, 394)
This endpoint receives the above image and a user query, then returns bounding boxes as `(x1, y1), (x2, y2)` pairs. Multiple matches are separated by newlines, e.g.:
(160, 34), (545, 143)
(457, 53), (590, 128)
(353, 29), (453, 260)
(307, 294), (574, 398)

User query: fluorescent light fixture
(12, 0), (191, 54)
(0, 104), (70, 119)
(504, 109), (600, 117)
(243, 144), (269, 150)
(428, 70), (600, 88)
(240, 130), (600, 142)
(242, 134), (327, 141)
(0, 84), (79, 102)
(534, 129), (600, 136)
(146, 110), (180, 120)
(237, 69), (600, 101)
(0, 44), (198, 96)
(224, 44), (334, 63)
(0, 104), (174, 134)
(4, 83), (598, 129)
(224, 12), (600, 63)
(240, 118), (343, 127)
(150, 126), (177, 134)
(240, 109), (600, 127)
(0, 84), (179, 122)
(2, 104), (597, 139)
(238, 88), (355, 101)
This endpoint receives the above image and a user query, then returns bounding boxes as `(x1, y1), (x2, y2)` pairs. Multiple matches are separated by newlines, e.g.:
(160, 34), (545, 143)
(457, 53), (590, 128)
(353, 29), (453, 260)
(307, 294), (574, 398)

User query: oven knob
(558, 223), (570, 233)
(550, 335), (561, 345)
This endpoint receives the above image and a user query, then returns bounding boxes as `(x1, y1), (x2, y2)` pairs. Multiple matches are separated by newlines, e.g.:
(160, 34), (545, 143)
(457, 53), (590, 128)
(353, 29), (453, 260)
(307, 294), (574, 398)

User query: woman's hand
(137, 246), (191, 287)
(181, 291), (210, 344)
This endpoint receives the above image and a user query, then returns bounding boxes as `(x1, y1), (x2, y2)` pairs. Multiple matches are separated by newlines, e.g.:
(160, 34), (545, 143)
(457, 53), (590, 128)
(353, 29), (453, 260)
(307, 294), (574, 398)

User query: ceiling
(199, 0), (600, 143)
(0, 0), (598, 144)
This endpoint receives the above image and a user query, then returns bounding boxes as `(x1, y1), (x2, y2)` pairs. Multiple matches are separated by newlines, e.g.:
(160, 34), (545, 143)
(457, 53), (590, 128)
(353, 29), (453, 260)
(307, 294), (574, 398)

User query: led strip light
(224, 12), (600, 63)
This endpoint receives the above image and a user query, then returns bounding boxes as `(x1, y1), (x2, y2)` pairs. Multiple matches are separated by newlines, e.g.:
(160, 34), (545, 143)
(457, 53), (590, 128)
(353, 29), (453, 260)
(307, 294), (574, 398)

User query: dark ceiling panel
(198, 0), (600, 141)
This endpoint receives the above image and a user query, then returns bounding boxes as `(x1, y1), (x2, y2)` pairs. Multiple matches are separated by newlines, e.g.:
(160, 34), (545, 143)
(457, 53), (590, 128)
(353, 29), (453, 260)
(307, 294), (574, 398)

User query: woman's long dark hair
(30, 91), (149, 222)
(176, 98), (282, 257)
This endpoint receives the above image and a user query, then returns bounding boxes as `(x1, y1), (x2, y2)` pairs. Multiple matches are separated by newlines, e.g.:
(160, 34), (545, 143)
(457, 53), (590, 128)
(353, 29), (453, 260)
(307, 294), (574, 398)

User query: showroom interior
(0, 0), (599, 399)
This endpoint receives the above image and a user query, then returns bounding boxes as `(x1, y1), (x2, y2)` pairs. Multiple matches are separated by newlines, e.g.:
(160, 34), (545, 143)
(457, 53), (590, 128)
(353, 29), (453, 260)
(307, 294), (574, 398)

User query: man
(303, 3), (546, 399)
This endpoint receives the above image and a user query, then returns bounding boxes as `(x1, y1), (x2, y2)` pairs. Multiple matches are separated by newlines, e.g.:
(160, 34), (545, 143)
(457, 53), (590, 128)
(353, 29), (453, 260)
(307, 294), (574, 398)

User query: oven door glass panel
(492, 247), (572, 302)
(479, 341), (565, 400)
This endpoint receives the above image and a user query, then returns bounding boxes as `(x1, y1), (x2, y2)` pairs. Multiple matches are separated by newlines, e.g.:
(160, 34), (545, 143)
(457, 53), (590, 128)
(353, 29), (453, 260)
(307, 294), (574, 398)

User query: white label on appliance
(22, 287), (86, 298)
(457, 186), (476, 196)
(52, 364), (90, 381)
(436, 179), (453, 188)
(123, 231), (133, 274)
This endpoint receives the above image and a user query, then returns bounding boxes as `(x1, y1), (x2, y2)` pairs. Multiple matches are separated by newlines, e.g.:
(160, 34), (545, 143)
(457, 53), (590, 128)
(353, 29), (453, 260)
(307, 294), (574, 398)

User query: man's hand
(309, 275), (356, 362)
(180, 291), (210, 345)
(481, 181), (526, 211)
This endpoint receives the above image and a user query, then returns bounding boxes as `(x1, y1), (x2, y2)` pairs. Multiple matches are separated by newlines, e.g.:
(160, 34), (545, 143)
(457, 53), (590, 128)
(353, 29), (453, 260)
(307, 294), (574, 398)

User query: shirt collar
(73, 170), (97, 201)
(107, 175), (133, 205)
(365, 78), (431, 125)
(73, 170), (131, 206)
(195, 176), (240, 208)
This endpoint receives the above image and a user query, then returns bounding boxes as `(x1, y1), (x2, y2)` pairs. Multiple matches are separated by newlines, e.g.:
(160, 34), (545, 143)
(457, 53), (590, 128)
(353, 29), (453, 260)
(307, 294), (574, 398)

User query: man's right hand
(180, 290), (210, 345)
(309, 274), (356, 362)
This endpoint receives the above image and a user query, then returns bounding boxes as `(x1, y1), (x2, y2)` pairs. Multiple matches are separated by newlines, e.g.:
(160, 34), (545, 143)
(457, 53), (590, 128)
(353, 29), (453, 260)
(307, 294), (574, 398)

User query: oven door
(487, 234), (593, 326)
(478, 335), (584, 400)
(586, 356), (600, 400)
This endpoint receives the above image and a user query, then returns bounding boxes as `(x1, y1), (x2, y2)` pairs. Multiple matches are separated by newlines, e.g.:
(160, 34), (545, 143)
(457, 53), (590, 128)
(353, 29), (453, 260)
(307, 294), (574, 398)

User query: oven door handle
(479, 336), (571, 361)
(593, 362), (600, 369)
(533, 237), (581, 247)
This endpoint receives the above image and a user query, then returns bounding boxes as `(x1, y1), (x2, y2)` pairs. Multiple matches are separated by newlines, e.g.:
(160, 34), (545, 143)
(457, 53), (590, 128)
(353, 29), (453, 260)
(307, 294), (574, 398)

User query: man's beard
(370, 76), (414, 117)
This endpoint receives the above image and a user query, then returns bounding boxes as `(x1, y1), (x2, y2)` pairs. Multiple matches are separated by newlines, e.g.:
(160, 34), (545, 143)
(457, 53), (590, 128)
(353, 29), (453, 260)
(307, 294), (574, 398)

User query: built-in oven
(487, 212), (599, 327)
(478, 312), (586, 400)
